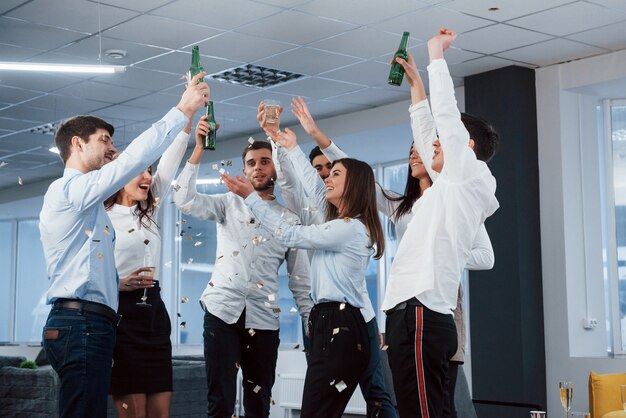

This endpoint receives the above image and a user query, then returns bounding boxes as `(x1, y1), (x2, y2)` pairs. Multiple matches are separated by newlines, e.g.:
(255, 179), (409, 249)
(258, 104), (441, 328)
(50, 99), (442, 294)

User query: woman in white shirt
(222, 128), (385, 418)
(104, 120), (191, 418)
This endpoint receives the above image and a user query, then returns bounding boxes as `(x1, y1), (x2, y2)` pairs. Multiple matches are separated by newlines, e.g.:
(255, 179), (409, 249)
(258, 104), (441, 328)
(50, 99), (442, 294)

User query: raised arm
(291, 96), (333, 150)
(427, 29), (477, 182)
(151, 118), (192, 201)
(465, 224), (494, 270)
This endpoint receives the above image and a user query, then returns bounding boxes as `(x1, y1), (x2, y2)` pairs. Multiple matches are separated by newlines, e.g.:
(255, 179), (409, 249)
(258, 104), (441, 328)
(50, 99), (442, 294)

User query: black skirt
(110, 281), (173, 395)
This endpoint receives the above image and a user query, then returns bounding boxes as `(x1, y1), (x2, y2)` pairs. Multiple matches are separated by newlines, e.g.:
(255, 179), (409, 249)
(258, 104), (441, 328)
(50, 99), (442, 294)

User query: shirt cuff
(426, 58), (449, 74)
(162, 107), (187, 128)
(408, 99), (430, 114)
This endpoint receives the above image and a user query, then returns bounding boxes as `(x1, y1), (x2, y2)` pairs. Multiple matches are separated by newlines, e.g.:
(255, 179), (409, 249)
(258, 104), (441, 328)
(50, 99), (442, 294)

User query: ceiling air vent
(29, 121), (61, 135)
(210, 64), (303, 88)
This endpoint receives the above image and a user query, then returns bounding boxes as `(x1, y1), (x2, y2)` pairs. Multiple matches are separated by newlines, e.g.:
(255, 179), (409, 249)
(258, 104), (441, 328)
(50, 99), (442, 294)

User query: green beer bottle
(205, 101), (217, 151)
(189, 46), (216, 150)
(388, 31), (410, 86)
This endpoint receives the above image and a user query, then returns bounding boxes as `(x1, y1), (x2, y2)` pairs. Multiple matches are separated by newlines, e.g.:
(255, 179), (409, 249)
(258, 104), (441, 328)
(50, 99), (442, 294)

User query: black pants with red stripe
(386, 301), (457, 418)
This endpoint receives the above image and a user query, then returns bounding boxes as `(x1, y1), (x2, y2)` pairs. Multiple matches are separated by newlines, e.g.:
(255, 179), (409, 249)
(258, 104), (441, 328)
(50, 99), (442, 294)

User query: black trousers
(301, 302), (370, 418)
(386, 301), (457, 418)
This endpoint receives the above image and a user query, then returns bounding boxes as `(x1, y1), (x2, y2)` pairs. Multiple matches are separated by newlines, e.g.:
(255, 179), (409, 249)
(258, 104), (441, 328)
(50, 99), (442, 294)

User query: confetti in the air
(144, 239), (150, 245)
(96, 252), (104, 260)
(181, 297), (189, 303)
(253, 385), (261, 394)
(232, 251), (240, 257)
(212, 164), (219, 171)
(333, 328), (340, 335)
(122, 403), (128, 410)
(18, 176), (23, 185)
(194, 241), (202, 247)
(85, 229), (92, 236)
(334, 381), (347, 392)
(179, 321), (187, 328)
(339, 303), (346, 310)
(256, 280), (264, 289)
(187, 258), (194, 264)
(248, 329), (256, 336)
(172, 184), (181, 192)
(381, 345), (389, 351)
(104, 226), (110, 234)
(186, 235), (193, 241)
(128, 228), (135, 233)
(290, 307), (297, 315)
(268, 294), (275, 302)
(219, 168), (226, 175)
(248, 137), (255, 144)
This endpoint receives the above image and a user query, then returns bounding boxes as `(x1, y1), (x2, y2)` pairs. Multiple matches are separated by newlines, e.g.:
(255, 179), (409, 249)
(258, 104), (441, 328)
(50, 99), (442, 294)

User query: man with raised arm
(382, 28), (500, 418)
(39, 73), (208, 418)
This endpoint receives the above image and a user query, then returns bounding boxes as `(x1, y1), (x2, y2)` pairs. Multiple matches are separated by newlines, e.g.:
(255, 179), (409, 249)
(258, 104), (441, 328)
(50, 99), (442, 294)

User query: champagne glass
(263, 99), (280, 131)
(136, 254), (154, 308)
(559, 381), (573, 418)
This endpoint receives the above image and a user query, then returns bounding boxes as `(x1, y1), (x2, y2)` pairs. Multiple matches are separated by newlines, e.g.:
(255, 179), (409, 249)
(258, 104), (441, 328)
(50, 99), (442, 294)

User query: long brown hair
(325, 158), (385, 259)
(104, 167), (158, 233)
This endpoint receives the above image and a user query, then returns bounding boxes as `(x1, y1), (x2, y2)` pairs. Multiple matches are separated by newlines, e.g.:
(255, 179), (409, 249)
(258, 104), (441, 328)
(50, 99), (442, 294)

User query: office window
(15, 219), (49, 342)
(0, 221), (14, 342)
(603, 100), (626, 353)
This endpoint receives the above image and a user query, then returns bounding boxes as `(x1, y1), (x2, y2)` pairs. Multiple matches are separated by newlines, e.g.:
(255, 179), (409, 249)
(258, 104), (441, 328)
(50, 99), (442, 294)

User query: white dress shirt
(40, 108), (187, 309)
(173, 161), (313, 330)
(382, 59), (499, 315)
(108, 130), (189, 282)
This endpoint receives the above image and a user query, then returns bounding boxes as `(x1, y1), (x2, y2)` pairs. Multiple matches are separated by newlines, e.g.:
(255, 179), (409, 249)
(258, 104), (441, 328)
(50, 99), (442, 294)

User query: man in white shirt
(173, 123), (313, 418)
(382, 29), (500, 418)
(39, 73), (208, 418)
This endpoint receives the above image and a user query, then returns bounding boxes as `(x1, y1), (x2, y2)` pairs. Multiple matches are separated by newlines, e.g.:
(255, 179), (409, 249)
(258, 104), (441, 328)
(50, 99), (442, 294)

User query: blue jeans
(203, 309), (279, 418)
(43, 307), (116, 418)
(360, 319), (398, 418)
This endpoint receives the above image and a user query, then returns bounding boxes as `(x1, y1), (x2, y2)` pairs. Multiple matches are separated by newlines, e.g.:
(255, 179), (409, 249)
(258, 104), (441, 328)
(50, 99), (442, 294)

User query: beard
(250, 170), (276, 192)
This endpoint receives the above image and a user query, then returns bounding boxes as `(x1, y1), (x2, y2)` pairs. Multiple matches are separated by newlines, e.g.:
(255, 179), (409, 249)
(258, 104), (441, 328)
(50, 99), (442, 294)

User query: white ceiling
(1, 0), (626, 190)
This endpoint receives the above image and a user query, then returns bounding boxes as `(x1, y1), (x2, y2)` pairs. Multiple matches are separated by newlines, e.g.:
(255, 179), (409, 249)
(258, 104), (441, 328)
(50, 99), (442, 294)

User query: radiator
(278, 373), (367, 415)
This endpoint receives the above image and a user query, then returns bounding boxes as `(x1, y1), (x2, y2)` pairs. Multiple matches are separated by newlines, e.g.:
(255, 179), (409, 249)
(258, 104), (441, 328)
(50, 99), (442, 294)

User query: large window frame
(602, 99), (626, 356)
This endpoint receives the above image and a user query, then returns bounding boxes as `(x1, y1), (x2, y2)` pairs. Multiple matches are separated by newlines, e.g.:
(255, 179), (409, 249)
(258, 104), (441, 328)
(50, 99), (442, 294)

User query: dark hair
(54, 115), (114, 164)
(309, 146), (323, 163)
(326, 158), (385, 259)
(104, 167), (157, 233)
(241, 140), (272, 162)
(461, 113), (499, 162)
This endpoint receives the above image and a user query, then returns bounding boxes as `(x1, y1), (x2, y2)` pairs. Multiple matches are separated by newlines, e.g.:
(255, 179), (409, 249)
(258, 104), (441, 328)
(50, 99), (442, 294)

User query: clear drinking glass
(559, 381), (573, 418)
(263, 99), (280, 129)
(136, 267), (154, 308)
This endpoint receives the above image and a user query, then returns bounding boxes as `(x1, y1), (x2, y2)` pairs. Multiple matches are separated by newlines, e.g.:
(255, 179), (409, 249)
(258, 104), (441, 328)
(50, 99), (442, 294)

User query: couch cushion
(589, 371), (626, 418)
(602, 411), (626, 418)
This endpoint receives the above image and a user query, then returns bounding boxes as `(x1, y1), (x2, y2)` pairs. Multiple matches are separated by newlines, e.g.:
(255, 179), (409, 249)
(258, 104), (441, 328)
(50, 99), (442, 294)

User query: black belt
(384, 297), (423, 315)
(53, 298), (122, 326)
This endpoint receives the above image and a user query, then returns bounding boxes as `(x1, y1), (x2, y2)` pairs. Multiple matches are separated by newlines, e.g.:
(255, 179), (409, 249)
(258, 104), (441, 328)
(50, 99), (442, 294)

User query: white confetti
(264, 301), (272, 308)
(339, 303), (346, 310)
(18, 176), (23, 185)
(212, 163), (219, 170)
(248, 329), (256, 336)
(256, 280), (264, 289)
(290, 307), (297, 315)
(268, 294), (275, 302)
(194, 241), (203, 247)
(333, 328), (340, 335)
(164, 260), (172, 268)
(219, 168), (226, 175)
(248, 137), (255, 144)
(232, 250), (240, 257)
(181, 297), (189, 303)
(253, 385), (261, 394)
(187, 258), (194, 264)
(334, 381), (347, 392)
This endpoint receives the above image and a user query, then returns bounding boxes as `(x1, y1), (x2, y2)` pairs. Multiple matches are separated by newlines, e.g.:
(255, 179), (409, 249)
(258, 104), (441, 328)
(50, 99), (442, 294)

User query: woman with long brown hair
(223, 128), (384, 418)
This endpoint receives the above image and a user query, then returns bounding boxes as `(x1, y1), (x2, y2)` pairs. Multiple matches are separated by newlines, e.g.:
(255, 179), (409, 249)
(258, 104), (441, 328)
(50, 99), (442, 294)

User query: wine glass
(136, 267), (154, 307)
(559, 381), (573, 418)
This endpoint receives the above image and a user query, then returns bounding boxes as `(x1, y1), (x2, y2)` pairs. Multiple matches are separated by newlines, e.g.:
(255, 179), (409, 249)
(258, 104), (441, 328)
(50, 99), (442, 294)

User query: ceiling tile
(151, 0), (282, 30)
(8, 0), (138, 34)
(92, 104), (165, 122)
(454, 24), (553, 54)
(209, 81), (259, 103)
(135, 51), (241, 77)
(18, 94), (109, 118)
(319, 61), (391, 88)
(0, 0), (31, 14)
(0, 86), (45, 104)
(90, 67), (183, 92)
(566, 20), (626, 51)
(89, 0), (172, 13)
(253, 0), (310, 6)
(310, 28), (409, 60)
(442, 0), (574, 22)
(371, 6), (493, 40)
(222, 90), (297, 109)
(194, 32), (298, 64)
(587, 0), (626, 13)
(55, 36), (170, 66)
(54, 81), (150, 104)
(0, 71), (83, 92)
(0, 117), (42, 132)
(0, 43), (43, 61)
(294, 0), (430, 25)
(236, 10), (357, 44)
(103, 15), (221, 50)
(270, 77), (364, 100)
(397, 43), (483, 69)
(0, 104), (56, 123)
(495, 38), (608, 66)
(0, 16), (85, 50)
(331, 86), (409, 107)
(123, 93), (190, 111)
(507, 1), (626, 36)
(298, 99), (370, 121)
(448, 55), (527, 77)
(254, 47), (361, 76)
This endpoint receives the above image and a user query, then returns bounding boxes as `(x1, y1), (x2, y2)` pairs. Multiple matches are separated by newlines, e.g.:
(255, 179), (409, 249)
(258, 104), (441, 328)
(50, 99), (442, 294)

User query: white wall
(536, 48), (626, 416)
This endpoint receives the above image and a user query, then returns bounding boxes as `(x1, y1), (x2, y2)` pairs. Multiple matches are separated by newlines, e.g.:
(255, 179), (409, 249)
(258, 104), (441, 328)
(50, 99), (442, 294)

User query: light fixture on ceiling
(0, 62), (125, 74)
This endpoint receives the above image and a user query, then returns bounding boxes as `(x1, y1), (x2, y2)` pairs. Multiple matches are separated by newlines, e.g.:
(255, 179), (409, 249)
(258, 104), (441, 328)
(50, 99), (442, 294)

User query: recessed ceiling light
(105, 49), (127, 60)
(211, 64), (303, 88)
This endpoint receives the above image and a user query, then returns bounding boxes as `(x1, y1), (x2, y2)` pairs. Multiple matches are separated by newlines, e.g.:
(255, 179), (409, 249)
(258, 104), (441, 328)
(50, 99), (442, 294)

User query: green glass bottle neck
(398, 32), (409, 51)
